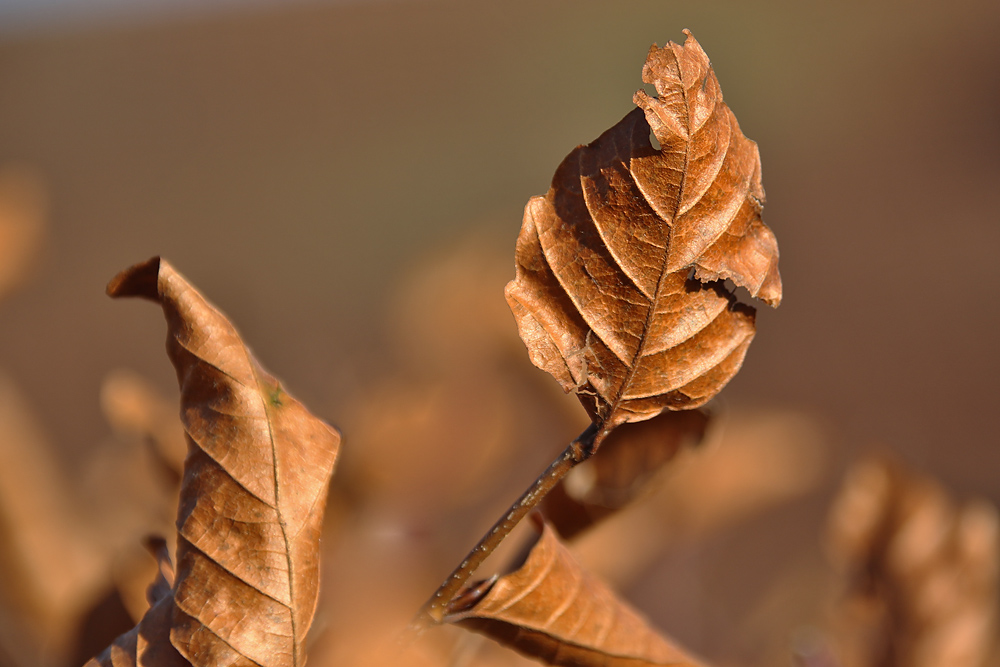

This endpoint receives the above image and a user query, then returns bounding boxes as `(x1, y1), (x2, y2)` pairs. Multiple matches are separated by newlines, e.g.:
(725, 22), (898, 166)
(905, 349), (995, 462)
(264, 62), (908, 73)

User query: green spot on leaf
(269, 385), (283, 407)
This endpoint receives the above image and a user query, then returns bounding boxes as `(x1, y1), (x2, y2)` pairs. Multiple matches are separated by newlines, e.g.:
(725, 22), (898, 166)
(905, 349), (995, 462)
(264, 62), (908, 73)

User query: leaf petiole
(409, 422), (601, 634)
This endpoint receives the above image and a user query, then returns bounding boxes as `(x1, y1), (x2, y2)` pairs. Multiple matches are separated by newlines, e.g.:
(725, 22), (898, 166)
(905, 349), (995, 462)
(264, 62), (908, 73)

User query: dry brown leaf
(505, 30), (780, 430)
(827, 457), (999, 667)
(445, 518), (708, 667)
(88, 257), (341, 667)
(541, 409), (709, 539)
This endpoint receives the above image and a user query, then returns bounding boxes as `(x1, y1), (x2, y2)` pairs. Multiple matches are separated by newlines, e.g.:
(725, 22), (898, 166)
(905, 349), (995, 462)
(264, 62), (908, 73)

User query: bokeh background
(1, 0), (998, 665)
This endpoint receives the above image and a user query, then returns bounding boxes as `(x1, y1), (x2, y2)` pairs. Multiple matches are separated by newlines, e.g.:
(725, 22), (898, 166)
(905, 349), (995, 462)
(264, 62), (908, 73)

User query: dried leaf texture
(445, 519), (707, 667)
(827, 458), (999, 667)
(505, 31), (780, 428)
(89, 257), (341, 667)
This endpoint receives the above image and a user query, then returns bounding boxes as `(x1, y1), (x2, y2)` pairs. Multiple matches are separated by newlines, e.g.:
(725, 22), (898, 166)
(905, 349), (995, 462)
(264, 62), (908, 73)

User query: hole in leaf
(683, 272), (758, 315)
(723, 278), (758, 309)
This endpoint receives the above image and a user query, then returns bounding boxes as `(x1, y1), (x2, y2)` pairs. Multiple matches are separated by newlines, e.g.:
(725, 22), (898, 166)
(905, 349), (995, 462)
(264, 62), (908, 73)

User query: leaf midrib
(256, 367), (299, 667)
(602, 45), (691, 430)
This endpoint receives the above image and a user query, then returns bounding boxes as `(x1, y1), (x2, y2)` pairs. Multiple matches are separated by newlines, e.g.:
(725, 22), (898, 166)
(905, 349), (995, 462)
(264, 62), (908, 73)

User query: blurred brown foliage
(827, 458), (999, 667)
(506, 31), (780, 429)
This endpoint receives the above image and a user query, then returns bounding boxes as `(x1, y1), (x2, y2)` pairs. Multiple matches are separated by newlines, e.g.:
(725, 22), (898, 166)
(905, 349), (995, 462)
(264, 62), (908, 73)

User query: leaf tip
(754, 263), (783, 308)
(107, 256), (162, 300)
(679, 27), (700, 50)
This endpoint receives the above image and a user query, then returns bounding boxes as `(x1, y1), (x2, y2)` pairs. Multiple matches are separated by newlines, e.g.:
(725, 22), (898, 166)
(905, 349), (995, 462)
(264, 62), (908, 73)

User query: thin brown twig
(407, 423), (601, 636)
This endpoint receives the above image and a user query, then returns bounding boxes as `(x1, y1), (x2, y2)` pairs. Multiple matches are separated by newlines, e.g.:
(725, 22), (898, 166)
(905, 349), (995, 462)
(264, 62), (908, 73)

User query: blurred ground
(0, 0), (998, 665)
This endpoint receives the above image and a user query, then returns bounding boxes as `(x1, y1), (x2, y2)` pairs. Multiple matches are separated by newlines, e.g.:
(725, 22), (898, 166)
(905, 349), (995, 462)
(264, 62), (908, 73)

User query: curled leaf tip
(107, 256), (163, 300)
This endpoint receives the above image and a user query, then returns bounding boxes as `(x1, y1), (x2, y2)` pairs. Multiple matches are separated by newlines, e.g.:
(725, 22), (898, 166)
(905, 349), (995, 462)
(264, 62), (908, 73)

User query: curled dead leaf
(445, 517), (708, 667)
(88, 257), (341, 667)
(505, 30), (781, 430)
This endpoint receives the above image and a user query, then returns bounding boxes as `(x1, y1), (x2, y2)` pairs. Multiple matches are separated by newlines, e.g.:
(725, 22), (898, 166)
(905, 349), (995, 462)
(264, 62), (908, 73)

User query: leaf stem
(409, 422), (601, 633)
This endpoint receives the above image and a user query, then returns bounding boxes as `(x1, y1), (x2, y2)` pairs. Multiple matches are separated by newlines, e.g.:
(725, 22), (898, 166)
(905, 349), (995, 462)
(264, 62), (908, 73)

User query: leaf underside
(542, 409), (710, 539)
(505, 30), (781, 429)
(445, 519), (707, 667)
(89, 257), (341, 667)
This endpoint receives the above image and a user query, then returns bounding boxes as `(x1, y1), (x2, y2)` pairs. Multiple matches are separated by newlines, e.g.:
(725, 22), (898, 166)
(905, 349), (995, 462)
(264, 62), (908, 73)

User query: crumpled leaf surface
(505, 30), (781, 428)
(88, 257), (341, 667)
(445, 518), (707, 667)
